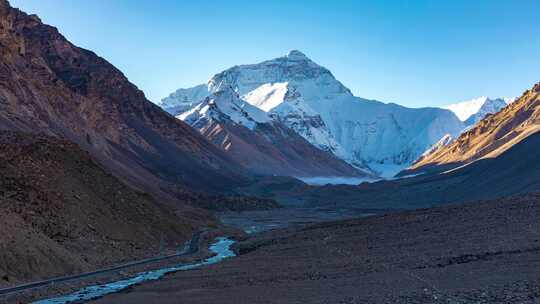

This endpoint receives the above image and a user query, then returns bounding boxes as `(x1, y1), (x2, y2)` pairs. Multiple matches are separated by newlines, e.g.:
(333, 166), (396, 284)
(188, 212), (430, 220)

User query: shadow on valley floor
(92, 193), (540, 304)
(239, 132), (540, 211)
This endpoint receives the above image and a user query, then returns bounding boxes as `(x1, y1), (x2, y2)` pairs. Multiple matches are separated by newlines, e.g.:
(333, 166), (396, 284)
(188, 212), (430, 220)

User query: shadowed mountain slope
(0, 131), (214, 286)
(0, 0), (248, 197)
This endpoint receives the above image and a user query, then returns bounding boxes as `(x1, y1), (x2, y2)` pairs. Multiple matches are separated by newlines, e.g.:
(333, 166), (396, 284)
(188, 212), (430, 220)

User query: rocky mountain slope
(0, 131), (212, 286)
(178, 86), (368, 177)
(0, 0), (248, 198)
(409, 82), (540, 175)
(161, 50), (465, 177)
(443, 96), (512, 126)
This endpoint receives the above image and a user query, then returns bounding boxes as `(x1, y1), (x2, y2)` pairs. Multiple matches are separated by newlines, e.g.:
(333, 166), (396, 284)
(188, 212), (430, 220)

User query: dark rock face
(533, 82), (540, 93)
(0, 0), (248, 196)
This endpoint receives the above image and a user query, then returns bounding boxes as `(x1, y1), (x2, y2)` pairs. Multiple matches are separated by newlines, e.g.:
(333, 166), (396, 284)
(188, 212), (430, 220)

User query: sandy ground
(92, 194), (540, 304)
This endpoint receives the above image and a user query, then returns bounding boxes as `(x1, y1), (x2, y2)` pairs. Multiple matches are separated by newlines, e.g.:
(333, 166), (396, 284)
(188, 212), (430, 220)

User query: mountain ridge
(0, 0), (251, 198)
(177, 85), (369, 177)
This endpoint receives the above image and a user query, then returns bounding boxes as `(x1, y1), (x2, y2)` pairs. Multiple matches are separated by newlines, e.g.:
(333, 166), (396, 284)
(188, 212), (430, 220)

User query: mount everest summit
(160, 50), (467, 177)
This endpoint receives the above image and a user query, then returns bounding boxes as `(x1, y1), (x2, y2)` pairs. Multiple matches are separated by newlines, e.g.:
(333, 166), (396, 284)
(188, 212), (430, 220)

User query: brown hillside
(0, 131), (214, 286)
(0, 0), (248, 198)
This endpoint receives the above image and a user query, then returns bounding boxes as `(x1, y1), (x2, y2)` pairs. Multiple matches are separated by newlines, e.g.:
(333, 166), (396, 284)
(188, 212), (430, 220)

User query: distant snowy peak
(159, 84), (209, 115)
(443, 96), (511, 125)
(178, 86), (269, 130)
(287, 49), (310, 60)
(464, 98), (509, 126)
(444, 97), (491, 121)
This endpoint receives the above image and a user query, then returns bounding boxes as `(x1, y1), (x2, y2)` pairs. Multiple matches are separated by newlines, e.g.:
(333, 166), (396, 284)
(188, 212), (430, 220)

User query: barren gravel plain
(92, 194), (540, 304)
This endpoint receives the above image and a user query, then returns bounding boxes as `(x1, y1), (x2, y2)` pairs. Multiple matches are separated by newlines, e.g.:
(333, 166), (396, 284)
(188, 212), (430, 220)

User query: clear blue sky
(10, 0), (540, 107)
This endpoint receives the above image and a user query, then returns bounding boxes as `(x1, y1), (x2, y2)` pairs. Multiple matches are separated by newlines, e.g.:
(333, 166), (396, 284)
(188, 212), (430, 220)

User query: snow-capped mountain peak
(287, 49), (308, 58)
(163, 51), (466, 177)
(159, 50), (351, 117)
(443, 96), (511, 125)
(208, 50), (352, 100)
(443, 96), (490, 121)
